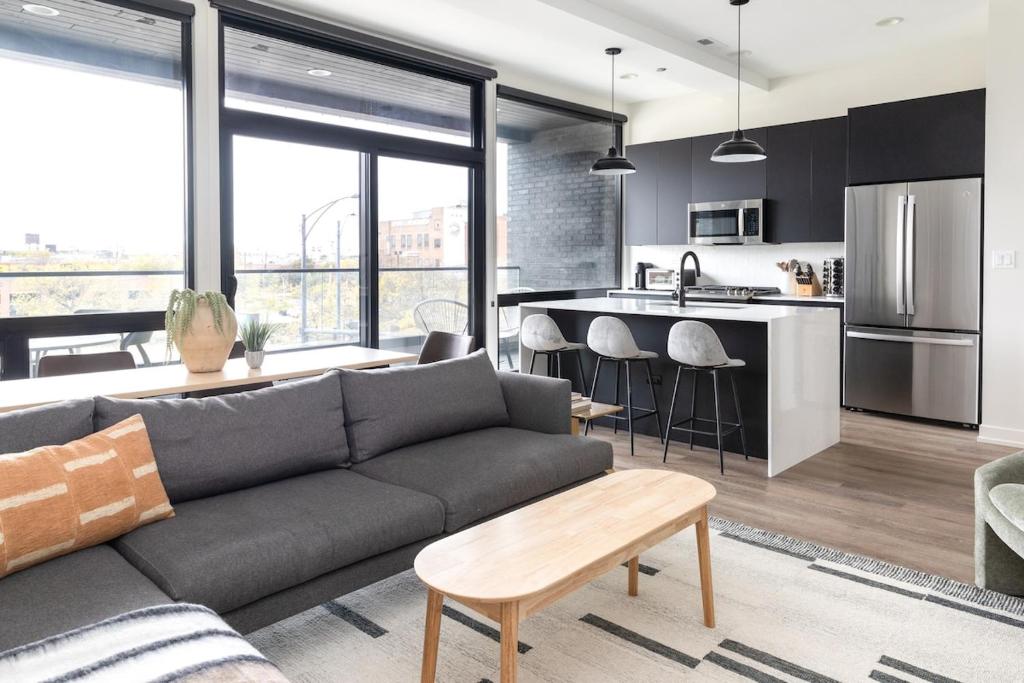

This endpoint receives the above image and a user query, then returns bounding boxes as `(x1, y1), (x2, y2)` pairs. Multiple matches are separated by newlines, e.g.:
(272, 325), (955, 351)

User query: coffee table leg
(421, 588), (443, 682)
(628, 557), (639, 596)
(500, 601), (519, 683)
(695, 506), (715, 628)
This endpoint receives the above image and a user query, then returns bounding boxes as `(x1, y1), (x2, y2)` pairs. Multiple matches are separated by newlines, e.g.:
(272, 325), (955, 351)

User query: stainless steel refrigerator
(844, 178), (982, 425)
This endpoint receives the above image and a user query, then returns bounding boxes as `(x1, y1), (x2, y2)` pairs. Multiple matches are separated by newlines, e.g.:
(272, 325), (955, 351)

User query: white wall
(979, 0), (1024, 447)
(621, 33), (987, 291)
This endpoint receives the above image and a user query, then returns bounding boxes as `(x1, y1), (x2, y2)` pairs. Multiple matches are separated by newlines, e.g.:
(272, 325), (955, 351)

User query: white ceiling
(275, 0), (988, 104)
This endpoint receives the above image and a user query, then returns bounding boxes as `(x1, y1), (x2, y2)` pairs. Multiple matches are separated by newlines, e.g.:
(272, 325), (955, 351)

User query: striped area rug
(248, 517), (1024, 682)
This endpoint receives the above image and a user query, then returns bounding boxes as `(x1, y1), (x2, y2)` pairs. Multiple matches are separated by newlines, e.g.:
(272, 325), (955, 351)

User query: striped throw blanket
(0, 604), (288, 683)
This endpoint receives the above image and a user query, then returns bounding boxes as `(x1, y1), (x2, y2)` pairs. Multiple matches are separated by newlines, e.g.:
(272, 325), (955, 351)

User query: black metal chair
(37, 351), (136, 378)
(417, 331), (475, 364)
(662, 321), (748, 474)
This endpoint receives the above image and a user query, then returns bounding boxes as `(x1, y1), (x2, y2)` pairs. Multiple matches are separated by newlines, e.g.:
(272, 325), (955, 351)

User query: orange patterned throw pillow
(0, 414), (173, 578)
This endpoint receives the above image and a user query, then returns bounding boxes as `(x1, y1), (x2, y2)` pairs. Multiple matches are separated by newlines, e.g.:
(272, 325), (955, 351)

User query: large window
(494, 88), (624, 368)
(220, 14), (486, 354)
(232, 137), (362, 348)
(378, 157), (469, 353)
(0, 0), (192, 378)
(496, 91), (622, 294)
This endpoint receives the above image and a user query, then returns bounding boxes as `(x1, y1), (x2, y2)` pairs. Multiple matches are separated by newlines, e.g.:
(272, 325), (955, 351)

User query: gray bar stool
(520, 314), (588, 393)
(663, 320), (748, 474)
(586, 316), (664, 456)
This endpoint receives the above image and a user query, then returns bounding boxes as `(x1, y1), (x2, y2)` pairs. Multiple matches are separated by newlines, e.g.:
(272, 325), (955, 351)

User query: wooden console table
(0, 345), (416, 413)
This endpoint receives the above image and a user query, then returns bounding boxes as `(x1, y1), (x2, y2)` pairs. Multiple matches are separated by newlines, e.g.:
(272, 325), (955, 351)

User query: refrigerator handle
(906, 195), (916, 316)
(896, 195), (906, 315)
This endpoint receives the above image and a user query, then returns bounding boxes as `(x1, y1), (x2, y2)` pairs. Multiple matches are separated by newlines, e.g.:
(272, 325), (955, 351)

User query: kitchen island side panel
(548, 309), (769, 460)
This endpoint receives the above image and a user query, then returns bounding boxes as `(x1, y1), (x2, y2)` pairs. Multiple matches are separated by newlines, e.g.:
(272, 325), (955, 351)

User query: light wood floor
(589, 411), (1017, 584)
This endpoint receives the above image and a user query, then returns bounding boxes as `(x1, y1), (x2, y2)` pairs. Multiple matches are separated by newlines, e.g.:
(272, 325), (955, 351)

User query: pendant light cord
(610, 51), (616, 149)
(736, 2), (741, 131)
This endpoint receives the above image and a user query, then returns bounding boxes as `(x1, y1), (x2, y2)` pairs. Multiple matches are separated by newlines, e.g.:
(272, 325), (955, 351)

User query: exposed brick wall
(506, 121), (619, 291)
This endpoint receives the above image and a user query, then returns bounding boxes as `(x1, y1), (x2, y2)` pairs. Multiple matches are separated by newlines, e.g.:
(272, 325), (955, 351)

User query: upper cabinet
(810, 116), (848, 242)
(623, 143), (659, 246)
(655, 138), (692, 245)
(766, 122), (813, 243)
(765, 117), (847, 243)
(848, 89), (985, 185)
(623, 138), (692, 245)
(691, 129), (767, 202)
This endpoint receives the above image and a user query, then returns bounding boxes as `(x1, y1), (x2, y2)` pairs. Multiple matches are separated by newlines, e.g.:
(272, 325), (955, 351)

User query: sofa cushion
(94, 372), (349, 503)
(0, 415), (174, 579)
(0, 544), (171, 653)
(112, 470), (445, 613)
(352, 427), (613, 532)
(338, 349), (509, 464)
(990, 483), (1024, 530)
(0, 398), (94, 454)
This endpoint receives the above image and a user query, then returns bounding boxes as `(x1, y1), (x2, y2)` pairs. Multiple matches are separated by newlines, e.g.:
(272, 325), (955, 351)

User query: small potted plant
(239, 318), (282, 369)
(165, 289), (237, 373)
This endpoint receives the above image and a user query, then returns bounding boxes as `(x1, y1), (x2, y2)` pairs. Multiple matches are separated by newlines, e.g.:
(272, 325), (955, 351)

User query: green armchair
(975, 451), (1024, 595)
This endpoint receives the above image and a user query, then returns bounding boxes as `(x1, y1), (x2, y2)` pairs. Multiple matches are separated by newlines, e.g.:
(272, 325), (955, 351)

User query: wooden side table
(571, 401), (624, 436)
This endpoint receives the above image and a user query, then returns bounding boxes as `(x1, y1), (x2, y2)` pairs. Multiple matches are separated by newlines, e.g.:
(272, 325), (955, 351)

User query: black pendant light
(590, 47), (636, 176)
(712, 0), (766, 163)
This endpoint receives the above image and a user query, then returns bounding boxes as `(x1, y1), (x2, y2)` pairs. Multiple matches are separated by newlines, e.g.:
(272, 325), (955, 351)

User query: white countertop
(524, 297), (837, 323)
(606, 289), (843, 304)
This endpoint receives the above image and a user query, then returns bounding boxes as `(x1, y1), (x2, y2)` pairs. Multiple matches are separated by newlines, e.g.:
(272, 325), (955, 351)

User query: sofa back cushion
(0, 399), (95, 454)
(0, 414), (174, 578)
(338, 349), (510, 463)
(93, 372), (348, 503)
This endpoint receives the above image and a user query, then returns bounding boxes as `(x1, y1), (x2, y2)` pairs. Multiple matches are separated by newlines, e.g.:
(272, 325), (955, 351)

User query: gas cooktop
(683, 285), (781, 301)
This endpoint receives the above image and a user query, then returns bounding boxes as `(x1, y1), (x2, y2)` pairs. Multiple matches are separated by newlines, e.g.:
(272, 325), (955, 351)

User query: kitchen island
(519, 297), (840, 476)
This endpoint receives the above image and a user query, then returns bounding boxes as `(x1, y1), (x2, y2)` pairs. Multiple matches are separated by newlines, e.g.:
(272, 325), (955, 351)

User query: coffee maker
(634, 262), (654, 289)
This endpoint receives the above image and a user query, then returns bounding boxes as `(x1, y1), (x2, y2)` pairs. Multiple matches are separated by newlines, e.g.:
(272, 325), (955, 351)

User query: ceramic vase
(175, 300), (237, 373)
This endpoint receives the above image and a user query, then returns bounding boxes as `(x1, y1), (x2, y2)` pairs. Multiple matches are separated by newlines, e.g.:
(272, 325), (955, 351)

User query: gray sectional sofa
(0, 350), (613, 652)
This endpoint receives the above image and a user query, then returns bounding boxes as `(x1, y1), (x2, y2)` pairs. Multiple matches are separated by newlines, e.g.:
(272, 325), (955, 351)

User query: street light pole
(298, 194), (358, 345)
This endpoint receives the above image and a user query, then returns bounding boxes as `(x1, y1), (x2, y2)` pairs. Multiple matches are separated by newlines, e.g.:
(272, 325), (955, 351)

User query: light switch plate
(993, 250), (1016, 269)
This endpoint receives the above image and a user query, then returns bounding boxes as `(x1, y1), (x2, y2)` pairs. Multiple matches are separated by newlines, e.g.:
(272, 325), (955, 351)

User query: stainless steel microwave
(688, 199), (764, 245)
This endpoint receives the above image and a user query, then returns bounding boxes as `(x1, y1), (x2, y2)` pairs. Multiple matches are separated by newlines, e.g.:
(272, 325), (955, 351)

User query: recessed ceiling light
(727, 49), (753, 58)
(656, 67), (668, 73)
(22, 4), (60, 16)
(619, 72), (639, 80)
(876, 16), (904, 27)
(306, 68), (332, 77)
(697, 38), (715, 46)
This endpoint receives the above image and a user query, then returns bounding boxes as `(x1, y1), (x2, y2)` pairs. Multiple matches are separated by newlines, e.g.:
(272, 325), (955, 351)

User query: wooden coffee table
(414, 469), (717, 682)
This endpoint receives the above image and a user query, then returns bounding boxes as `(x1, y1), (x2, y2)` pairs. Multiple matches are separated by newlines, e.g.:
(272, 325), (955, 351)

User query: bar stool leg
(554, 352), (562, 379)
(663, 365), (682, 463)
(613, 360), (622, 435)
(729, 371), (749, 460)
(712, 369), (724, 475)
(585, 357), (604, 436)
(688, 369), (698, 451)
(528, 351), (538, 376)
(644, 359), (664, 445)
(624, 360), (635, 456)
(574, 351), (586, 396)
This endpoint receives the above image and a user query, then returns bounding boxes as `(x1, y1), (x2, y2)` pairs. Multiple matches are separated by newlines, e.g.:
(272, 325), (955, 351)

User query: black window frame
(0, 0), (196, 381)
(494, 85), (626, 311)
(218, 12), (488, 351)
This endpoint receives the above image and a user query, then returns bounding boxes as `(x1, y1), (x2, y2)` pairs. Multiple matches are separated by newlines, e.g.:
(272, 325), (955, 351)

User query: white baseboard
(978, 424), (1024, 448)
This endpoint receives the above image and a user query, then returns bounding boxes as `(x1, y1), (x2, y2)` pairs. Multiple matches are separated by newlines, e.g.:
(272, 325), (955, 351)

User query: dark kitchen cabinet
(691, 128), (767, 202)
(848, 89), (985, 185)
(811, 116), (848, 242)
(623, 142), (659, 245)
(656, 138), (692, 244)
(766, 122), (813, 243)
